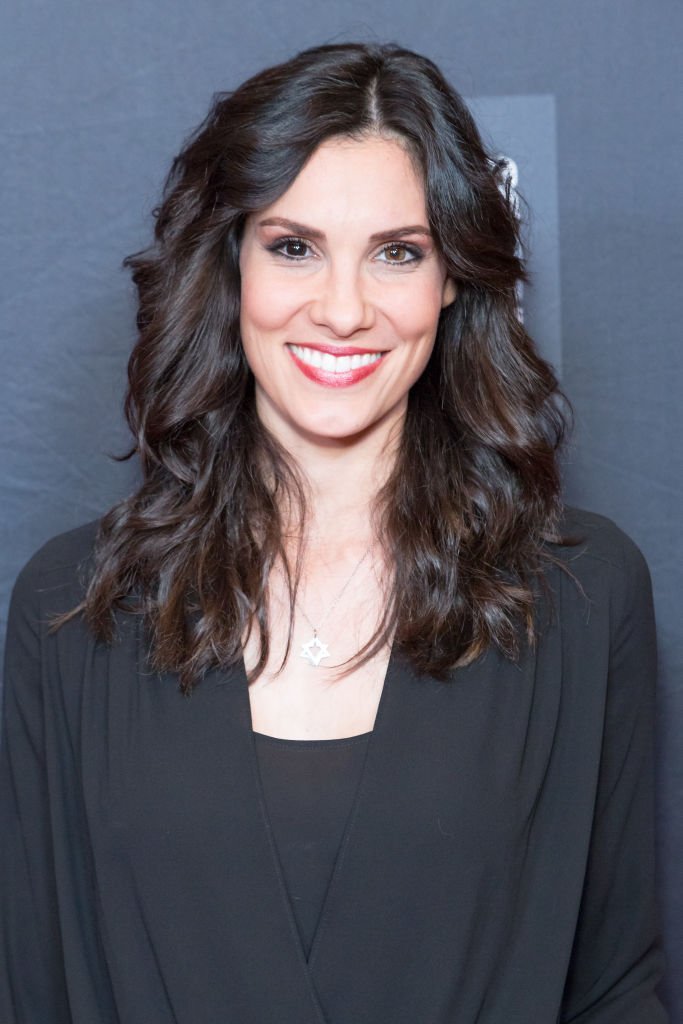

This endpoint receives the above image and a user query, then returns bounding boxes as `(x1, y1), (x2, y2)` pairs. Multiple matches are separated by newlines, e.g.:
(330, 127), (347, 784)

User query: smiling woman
(238, 135), (456, 445)
(0, 40), (668, 1024)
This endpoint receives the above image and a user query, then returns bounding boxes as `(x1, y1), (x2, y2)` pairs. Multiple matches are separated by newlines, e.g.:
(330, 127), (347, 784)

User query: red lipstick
(287, 346), (385, 388)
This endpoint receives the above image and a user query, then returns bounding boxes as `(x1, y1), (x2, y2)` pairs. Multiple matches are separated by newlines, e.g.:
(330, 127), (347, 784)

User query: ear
(441, 276), (457, 308)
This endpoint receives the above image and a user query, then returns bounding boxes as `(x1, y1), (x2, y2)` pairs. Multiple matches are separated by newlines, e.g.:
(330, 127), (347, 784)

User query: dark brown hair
(58, 41), (575, 692)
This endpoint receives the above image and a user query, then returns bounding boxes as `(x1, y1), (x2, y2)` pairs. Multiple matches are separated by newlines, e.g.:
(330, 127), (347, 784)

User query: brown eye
(378, 243), (423, 266)
(265, 236), (312, 260)
(265, 237), (312, 260)
(386, 245), (409, 262)
(282, 239), (308, 258)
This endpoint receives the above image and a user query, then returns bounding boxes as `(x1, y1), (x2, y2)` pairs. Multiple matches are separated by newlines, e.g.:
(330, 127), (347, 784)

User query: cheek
(385, 279), (445, 341)
(240, 267), (302, 334)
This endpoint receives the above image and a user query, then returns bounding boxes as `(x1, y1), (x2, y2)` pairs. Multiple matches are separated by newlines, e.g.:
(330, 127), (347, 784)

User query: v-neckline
(240, 642), (398, 965)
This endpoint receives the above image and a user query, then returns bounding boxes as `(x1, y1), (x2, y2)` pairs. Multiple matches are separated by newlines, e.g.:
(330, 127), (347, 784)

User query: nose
(308, 262), (375, 337)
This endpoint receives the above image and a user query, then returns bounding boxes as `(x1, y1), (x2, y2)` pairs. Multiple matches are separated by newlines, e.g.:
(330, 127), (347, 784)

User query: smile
(287, 344), (383, 372)
(286, 344), (386, 388)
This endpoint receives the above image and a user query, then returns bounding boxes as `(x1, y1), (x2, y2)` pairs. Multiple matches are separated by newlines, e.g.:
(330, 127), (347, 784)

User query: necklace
(295, 547), (372, 667)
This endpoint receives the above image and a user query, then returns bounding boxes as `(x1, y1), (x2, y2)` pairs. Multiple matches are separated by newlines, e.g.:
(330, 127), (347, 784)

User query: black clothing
(253, 730), (371, 959)
(0, 507), (668, 1022)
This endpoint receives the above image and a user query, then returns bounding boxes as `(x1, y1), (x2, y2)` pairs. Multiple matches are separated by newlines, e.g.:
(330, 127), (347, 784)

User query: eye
(266, 236), (313, 261)
(376, 242), (424, 267)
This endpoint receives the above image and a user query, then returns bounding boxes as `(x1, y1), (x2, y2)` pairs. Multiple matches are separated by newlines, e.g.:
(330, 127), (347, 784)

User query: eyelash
(265, 235), (425, 268)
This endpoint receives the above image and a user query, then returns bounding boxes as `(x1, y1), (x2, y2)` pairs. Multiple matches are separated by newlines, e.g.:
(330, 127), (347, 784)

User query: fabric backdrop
(2, 0), (681, 1015)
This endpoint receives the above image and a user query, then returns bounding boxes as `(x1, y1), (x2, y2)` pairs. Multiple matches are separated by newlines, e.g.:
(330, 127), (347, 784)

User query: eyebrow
(257, 217), (432, 243)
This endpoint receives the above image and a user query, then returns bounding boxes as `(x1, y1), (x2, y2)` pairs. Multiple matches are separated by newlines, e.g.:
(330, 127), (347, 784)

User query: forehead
(259, 135), (428, 225)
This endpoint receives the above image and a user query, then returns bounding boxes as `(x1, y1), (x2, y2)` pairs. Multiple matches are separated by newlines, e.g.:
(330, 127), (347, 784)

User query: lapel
(195, 660), (329, 1024)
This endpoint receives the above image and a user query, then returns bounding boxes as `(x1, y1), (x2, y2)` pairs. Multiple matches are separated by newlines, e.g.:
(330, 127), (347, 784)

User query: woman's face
(238, 134), (456, 450)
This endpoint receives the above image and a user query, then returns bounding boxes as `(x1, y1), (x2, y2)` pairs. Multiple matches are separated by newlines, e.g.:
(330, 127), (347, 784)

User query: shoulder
(4, 519), (102, 683)
(9, 518), (102, 620)
(550, 504), (652, 589)
(545, 505), (655, 643)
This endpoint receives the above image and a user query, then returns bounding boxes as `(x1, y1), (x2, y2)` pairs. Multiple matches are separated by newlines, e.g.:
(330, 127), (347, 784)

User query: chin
(256, 386), (397, 448)
(295, 417), (374, 445)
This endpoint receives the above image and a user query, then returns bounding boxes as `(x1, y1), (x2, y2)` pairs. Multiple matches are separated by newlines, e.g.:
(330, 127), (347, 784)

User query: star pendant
(301, 635), (330, 667)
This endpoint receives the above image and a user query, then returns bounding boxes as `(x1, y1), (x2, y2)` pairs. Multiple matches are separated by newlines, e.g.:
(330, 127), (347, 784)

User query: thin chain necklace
(294, 547), (372, 667)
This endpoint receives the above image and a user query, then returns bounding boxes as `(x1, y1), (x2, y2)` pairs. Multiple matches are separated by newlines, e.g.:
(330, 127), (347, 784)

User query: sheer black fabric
(253, 731), (371, 959)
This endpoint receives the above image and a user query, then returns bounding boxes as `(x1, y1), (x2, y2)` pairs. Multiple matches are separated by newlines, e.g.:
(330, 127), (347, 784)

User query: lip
(287, 346), (386, 388)
(288, 342), (386, 356)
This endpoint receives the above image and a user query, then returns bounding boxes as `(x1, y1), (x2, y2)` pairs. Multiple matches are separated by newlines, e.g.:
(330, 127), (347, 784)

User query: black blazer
(0, 507), (668, 1023)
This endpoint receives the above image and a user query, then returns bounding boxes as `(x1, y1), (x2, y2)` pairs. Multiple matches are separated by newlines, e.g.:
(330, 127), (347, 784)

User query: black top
(253, 730), (372, 959)
(0, 507), (668, 1023)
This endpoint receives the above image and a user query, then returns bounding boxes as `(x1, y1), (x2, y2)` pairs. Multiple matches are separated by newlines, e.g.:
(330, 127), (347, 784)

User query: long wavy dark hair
(57, 41), (576, 693)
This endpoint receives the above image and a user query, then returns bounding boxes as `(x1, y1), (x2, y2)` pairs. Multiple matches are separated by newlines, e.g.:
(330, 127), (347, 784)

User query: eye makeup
(264, 235), (426, 267)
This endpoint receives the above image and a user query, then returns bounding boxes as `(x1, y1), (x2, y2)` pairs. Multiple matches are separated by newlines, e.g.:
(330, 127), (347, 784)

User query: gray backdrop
(2, 0), (681, 1014)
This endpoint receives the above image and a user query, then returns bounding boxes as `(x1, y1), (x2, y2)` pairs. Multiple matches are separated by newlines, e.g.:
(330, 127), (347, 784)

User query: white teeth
(289, 344), (383, 373)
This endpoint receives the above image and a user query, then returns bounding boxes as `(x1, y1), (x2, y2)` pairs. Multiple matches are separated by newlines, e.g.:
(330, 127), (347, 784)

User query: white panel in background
(468, 94), (562, 375)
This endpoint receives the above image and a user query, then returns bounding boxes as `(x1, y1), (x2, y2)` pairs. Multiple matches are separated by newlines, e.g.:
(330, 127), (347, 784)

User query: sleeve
(560, 531), (669, 1023)
(0, 563), (72, 1023)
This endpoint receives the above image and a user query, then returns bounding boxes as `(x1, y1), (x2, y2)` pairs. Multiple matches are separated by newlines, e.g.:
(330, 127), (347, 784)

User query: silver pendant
(300, 633), (330, 667)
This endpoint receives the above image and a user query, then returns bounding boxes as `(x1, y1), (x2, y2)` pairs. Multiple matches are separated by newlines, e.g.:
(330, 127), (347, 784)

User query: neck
(263, 404), (405, 559)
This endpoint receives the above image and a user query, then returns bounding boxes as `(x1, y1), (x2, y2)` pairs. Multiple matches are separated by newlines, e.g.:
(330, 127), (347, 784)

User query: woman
(0, 41), (668, 1023)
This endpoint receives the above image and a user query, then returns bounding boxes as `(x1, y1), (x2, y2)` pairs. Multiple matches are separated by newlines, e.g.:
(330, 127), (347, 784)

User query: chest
(82, 637), (579, 900)
(243, 569), (392, 739)
(245, 639), (390, 739)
